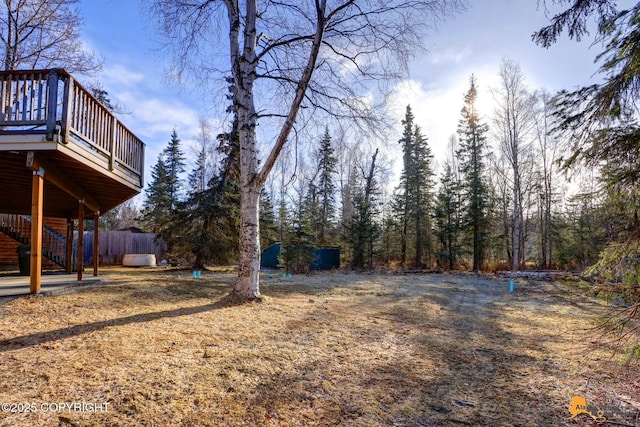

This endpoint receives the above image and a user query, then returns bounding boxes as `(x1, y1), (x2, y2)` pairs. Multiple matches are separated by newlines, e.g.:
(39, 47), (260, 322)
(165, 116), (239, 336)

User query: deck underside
(1, 135), (141, 219)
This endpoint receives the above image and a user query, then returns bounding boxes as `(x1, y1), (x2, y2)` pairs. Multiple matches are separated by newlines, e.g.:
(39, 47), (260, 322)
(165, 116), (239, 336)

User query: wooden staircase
(0, 213), (70, 270)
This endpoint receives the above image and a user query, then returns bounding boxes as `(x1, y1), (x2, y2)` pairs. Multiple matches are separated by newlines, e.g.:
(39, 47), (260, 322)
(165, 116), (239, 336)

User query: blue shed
(260, 242), (340, 270)
(261, 242), (282, 269)
(311, 246), (340, 270)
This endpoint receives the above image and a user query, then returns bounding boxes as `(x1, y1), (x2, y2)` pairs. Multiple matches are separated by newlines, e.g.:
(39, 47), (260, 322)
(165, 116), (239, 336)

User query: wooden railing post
(110, 117), (117, 171)
(45, 71), (59, 141)
(139, 140), (145, 187)
(61, 73), (73, 144)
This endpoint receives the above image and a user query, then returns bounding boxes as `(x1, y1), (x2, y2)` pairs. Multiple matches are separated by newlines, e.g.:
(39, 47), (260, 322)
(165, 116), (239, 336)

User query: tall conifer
(394, 105), (435, 268)
(457, 75), (490, 272)
(316, 127), (337, 245)
(435, 162), (462, 270)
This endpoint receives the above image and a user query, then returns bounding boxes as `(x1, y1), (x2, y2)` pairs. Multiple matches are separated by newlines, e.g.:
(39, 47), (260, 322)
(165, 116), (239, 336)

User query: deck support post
(66, 218), (73, 273)
(93, 215), (99, 276)
(77, 202), (84, 281)
(30, 167), (45, 294)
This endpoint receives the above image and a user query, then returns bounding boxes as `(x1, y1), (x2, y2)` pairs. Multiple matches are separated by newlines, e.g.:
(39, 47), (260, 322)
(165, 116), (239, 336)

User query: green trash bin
(17, 244), (30, 276)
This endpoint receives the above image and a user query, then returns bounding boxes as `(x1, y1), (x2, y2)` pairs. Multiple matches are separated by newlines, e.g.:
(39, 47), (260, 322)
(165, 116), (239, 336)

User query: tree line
(4, 0), (633, 298)
(131, 57), (632, 276)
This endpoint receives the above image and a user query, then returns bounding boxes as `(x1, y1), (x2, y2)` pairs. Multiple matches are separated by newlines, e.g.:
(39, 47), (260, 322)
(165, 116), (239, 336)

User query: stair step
(1, 214), (67, 268)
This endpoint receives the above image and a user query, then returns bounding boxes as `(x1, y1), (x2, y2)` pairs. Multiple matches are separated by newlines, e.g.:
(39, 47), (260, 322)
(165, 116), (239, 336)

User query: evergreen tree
(91, 87), (114, 111)
(395, 105), (435, 268)
(281, 183), (316, 273)
(410, 125), (435, 267)
(164, 129), (187, 209)
(260, 190), (279, 250)
(188, 119), (214, 194)
(457, 75), (490, 272)
(172, 124), (215, 269)
(396, 106), (415, 266)
(316, 127), (337, 245)
(141, 154), (172, 236)
(534, 1), (640, 188)
(141, 130), (187, 258)
(346, 149), (381, 269)
(434, 162), (462, 270)
(189, 116), (241, 265)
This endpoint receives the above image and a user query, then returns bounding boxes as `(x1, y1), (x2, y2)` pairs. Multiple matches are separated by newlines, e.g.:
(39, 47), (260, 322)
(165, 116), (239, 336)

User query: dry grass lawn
(0, 267), (638, 426)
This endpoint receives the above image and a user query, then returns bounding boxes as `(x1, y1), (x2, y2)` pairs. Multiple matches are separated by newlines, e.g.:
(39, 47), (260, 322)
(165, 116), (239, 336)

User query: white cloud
(101, 64), (146, 88)
(427, 46), (473, 65)
(122, 97), (199, 137)
(389, 64), (499, 167)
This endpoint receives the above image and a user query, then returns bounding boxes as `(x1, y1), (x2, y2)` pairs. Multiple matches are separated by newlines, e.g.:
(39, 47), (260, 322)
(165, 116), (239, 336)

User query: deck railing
(0, 213), (69, 269)
(0, 69), (144, 187)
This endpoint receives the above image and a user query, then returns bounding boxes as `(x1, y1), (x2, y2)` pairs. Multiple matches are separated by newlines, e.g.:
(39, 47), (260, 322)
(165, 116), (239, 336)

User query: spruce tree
(395, 105), (435, 268)
(141, 130), (186, 259)
(346, 149), (381, 269)
(396, 106), (415, 266)
(316, 127), (337, 245)
(259, 190), (279, 250)
(171, 120), (240, 267)
(410, 125), (435, 267)
(174, 125), (214, 268)
(142, 155), (172, 236)
(457, 75), (490, 272)
(197, 117), (241, 264)
(281, 183), (316, 273)
(188, 119), (214, 194)
(164, 129), (187, 210)
(435, 162), (462, 270)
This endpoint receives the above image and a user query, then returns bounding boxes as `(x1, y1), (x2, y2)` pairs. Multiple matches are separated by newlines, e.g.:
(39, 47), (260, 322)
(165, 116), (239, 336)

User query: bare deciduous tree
(151, 0), (464, 298)
(0, 0), (101, 73)
(492, 58), (536, 272)
(532, 89), (561, 268)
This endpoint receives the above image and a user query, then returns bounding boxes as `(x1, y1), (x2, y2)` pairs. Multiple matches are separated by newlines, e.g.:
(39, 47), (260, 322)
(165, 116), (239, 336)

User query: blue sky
(78, 0), (606, 190)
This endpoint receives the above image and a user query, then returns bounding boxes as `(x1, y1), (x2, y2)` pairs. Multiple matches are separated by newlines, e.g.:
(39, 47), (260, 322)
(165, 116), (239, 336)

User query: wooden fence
(80, 231), (167, 265)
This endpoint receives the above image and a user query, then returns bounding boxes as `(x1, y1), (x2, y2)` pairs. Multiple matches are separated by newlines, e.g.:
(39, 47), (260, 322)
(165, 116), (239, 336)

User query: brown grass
(0, 268), (638, 426)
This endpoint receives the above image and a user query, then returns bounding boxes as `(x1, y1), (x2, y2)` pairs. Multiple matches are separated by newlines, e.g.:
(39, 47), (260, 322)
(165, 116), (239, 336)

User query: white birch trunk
(229, 0), (263, 298)
(232, 1), (327, 298)
(237, 178), (261, 298)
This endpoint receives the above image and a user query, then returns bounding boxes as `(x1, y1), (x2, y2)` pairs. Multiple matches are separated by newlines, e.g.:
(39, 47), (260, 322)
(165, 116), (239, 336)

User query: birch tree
(492, 59), (536, 272)
(532, 90), (560, 268)
(152, 0), (463, 298)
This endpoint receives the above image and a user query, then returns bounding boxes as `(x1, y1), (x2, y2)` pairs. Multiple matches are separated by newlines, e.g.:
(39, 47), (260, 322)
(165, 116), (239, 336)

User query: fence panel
(80, 231), (166, 265)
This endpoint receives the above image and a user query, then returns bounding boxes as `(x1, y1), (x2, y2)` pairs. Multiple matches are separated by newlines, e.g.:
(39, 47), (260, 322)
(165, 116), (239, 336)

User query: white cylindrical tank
(122, 254), (156, 267)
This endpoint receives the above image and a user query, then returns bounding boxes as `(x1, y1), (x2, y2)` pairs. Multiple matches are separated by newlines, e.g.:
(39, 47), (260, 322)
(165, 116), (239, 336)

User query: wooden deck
(0, 69), (145, 218)
(0, 69), (146, 293)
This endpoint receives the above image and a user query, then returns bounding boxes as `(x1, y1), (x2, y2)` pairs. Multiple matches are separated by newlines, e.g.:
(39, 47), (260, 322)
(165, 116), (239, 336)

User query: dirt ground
(0, 268), (638, 426)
